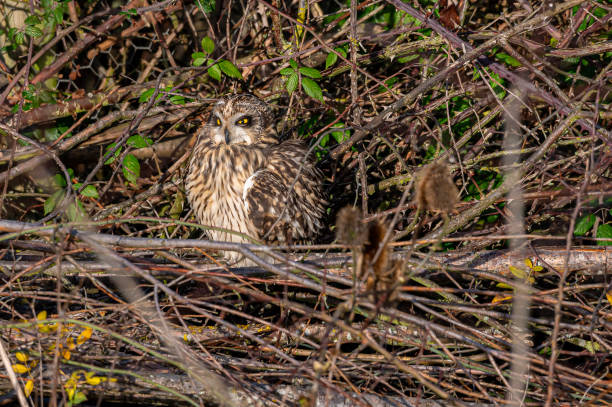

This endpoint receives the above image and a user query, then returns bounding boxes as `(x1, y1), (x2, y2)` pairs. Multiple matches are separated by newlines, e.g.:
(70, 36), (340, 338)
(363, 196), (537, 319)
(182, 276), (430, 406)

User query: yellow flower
(76, 327), (93, 346)
(12, 364), (29, 374)
(24, 379), (34, 397)
(15, 351), (28, 363)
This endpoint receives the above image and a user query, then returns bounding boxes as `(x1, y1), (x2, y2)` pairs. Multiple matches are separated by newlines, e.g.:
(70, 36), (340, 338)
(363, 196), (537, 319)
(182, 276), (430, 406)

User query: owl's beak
(224, 128), (230, 144)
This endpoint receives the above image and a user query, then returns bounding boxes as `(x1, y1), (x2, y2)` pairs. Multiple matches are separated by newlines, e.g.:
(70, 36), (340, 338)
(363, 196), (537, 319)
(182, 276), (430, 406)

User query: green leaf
(79, 184), (99, 198)
(326, 46), (347, 68)
(486, 214), (499, 223)
(299, 66), (322, 79)
(325, 52), (337, 69)
(289, 59), (298, 69)
(566, 337), (601, 353)
(24, 15), (41, 25)
(14, 31), (25, 45)
(25, 25), (43, 38)
(208, 62), (221, 81)
(286, 72), (298, 94)
(509, 265), (527, 280)
(574, 214), (596, 236)
(489, 71), (506, 99)
(301, 77), (323, 102)
(472, 67), (481, 80)
(280, 67), (295, 76)
(319, 134), (329, 147)
(397, 54), (419, 63)
(22, 89), (34, 100)
(127, 135), (152, 149)
(104, 143), (121, 165)
(122, 154), (140, 185)
(219, 60), (242, 79)
(330, 122), (349, 143)
(495, 52), (522, 67)
(596, 224), (612, 246)
(119, 8), (138, 16)
(139, 88), (155, 103)
(72, 391), (87, 405)
(577, 16), (590, 32)
(196, 0), (215, 13)
(53, 7), (65, 24)
(66, 199), (87, 222)
(53, 174), (67, 187)
(378, 76), (399, 93)
(191, 52), (206, 67)
(169, 191), (184, 219)
(593, 7), (606, 18)
(564, 56), (580, 64)
(44, 190), (64, 215)
(169, 95), (185, 105)
(538, 346), (551, 355)
(201, 36), (214, 54)
(583, 340), (600, 353)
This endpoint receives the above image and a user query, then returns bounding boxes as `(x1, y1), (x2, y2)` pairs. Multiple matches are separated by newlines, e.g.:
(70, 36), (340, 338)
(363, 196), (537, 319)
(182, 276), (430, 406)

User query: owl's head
(203, 94), (275, 146)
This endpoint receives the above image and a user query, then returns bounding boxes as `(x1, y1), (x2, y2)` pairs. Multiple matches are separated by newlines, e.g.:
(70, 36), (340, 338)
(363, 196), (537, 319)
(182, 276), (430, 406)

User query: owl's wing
(243, 170), (305, 242)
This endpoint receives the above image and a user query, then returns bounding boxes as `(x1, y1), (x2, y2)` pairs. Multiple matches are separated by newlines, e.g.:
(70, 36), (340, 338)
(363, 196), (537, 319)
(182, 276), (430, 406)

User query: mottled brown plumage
(185, 94), (326, 263)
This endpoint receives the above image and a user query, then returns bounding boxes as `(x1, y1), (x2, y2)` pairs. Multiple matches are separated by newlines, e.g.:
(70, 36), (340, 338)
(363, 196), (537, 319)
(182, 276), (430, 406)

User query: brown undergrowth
(0, 0), (610, 405)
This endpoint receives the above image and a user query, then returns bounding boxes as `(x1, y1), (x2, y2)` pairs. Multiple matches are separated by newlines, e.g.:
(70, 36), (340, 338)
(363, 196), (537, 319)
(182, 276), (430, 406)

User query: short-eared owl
(186, 94), (326, 262)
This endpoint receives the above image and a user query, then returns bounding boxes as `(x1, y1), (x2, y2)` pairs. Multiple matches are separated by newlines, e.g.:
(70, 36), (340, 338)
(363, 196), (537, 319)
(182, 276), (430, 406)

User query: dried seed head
(416, 161), (459, 214)
(363, 221), (389, 278)
(336, 206), (401, 303)
(335, 206), (365, 246)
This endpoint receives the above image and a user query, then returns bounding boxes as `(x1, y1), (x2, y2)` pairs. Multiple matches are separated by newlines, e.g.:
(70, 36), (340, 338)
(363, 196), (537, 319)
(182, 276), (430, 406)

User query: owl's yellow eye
(236, 117), (250, 126)
(215, 118), (221, 126)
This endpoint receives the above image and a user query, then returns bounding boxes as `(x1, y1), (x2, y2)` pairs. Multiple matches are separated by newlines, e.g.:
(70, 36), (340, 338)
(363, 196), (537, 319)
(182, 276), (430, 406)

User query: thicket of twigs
(0, 0), (611, 405)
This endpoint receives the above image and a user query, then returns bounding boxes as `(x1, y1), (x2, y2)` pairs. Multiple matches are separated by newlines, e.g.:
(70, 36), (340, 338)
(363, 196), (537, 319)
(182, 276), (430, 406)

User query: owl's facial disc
(210, 113), (257, 145)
